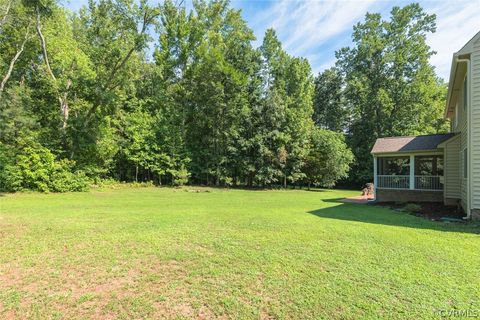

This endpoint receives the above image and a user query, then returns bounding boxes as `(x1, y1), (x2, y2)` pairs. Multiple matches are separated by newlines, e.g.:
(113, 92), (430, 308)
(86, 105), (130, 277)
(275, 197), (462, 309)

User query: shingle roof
(371, 133), (456, 154)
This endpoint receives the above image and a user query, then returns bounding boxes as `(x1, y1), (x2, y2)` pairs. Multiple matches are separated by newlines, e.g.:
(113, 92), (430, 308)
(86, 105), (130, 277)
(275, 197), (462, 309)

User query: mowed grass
(0, 187), (479, 319)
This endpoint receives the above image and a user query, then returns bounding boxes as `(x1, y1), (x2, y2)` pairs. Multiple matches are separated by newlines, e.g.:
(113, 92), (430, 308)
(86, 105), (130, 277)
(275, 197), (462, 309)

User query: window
(377, 157), (410, 175)
(463, 75), (468, 110)
(463, 148), (468, 179)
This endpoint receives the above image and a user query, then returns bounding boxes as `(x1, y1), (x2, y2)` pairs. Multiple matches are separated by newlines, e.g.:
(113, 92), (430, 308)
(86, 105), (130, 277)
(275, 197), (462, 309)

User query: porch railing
(414, 176), (443, 191)
(377, 175), (409, 189)
(377, 175), (443, 190)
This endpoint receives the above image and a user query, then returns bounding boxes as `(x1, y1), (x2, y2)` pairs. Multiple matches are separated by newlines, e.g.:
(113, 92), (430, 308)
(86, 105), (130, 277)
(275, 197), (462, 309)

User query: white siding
(444, 136), (461, 199)
(471, 38), (480, 210)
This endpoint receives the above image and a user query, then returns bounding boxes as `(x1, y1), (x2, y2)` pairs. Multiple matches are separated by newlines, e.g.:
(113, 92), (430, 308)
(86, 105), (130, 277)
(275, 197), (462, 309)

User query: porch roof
(371, 133), (456, 155)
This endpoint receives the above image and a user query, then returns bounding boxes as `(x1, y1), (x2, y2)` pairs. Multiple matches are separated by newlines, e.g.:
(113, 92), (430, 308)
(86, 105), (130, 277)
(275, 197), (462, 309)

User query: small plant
(170, 165), (190, 186)
(403, 203), (422, 213)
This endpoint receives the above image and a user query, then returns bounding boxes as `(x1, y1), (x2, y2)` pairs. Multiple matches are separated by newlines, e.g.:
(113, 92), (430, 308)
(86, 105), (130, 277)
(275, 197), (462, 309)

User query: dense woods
(0, 0), (447, 192)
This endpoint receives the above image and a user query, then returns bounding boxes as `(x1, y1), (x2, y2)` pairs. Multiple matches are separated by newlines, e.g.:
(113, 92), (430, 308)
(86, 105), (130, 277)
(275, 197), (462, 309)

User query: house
(371, 31), (480, 220)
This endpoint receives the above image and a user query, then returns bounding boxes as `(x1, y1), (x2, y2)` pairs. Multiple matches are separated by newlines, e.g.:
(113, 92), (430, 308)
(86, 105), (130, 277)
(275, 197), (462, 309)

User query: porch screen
(414, 156), (443, 176)
(377, 157), (410, 175)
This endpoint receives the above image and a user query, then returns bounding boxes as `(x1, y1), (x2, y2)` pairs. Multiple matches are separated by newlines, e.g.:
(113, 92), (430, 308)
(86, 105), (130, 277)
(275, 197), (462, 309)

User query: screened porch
(374, 155), (444, 191)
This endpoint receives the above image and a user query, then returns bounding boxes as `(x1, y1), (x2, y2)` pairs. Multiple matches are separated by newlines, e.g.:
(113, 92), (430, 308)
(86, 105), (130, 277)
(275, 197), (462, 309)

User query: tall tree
(336, 3), (448, 183)
(252, 29), (314, 187)
(155, 0), (256, 186)
(313, 67), (347, 132)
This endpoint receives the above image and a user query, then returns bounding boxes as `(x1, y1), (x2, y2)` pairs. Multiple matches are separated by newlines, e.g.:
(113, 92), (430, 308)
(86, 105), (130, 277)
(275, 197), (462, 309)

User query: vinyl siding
(471, 38), (480, 210)
(453, 73), (469, 210)
(444, 136), (461, 199)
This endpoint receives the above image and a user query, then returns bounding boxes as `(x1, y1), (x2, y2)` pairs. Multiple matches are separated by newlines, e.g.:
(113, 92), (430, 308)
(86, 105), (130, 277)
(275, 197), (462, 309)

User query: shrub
(49, 160), (89, 192)
(403, 203), (422, 213)
(3, 145), (54, 192)
(170, 165), (190, 186)
(0, 142), (89, 193)
(303, 128), (354, 188)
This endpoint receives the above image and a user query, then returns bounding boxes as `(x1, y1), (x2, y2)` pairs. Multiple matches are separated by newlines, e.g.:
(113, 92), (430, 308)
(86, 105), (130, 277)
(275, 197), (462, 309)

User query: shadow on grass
(308, 198), (480, 234)
(302, 188), (330, 193)
(220, 186), (330, 192)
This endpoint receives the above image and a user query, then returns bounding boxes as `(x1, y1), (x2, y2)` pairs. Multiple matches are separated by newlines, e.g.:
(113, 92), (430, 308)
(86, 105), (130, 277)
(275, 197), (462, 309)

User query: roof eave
(444, 31), (480, 118)
(371, 149), (443, 155)
(444, 53), (459, 119)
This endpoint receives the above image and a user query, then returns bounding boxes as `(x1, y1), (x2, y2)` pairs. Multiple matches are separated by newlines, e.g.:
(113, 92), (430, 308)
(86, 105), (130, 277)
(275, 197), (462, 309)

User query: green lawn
(0, 187), (479, 319)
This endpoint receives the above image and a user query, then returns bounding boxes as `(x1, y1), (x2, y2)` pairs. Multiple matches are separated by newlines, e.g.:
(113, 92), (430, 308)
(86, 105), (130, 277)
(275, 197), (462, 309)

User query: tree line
(0, 0), (447, 192)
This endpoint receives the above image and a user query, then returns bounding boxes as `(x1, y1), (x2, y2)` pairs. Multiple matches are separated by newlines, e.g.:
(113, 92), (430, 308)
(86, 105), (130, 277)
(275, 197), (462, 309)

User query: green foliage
(0, 139), (89, 192)
(313, 67), (347, 132)
(0, 0), (449, 191)
(170, 165), (190, 186)
(48, 159), (89, 192)
(303, 128), (354, 187)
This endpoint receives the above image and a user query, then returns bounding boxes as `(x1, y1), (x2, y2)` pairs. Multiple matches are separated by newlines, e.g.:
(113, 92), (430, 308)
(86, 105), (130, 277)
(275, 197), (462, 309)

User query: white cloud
(248, 0), (480, 80)
(251, 0), (380, 56)
(426, 0), (480, 80)
(283, 1), (376, 55)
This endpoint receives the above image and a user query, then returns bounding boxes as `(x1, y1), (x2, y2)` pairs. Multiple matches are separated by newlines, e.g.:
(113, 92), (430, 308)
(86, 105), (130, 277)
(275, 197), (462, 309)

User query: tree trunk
(0, 24), (31, 96)
(0, 0), (12, 28)
(36, 6), (55, 81)
(135, 165), (139, 182)
(36, 5), (71, 131)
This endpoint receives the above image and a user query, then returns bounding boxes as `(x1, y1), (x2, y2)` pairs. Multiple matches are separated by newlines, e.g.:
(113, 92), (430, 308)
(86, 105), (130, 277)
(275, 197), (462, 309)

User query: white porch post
(409, 155), (415, 190)
(373, 156), (378, 200)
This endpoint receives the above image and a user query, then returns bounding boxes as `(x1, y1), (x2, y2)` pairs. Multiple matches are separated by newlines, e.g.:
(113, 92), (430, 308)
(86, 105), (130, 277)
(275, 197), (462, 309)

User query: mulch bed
(375, 201), (465, 221)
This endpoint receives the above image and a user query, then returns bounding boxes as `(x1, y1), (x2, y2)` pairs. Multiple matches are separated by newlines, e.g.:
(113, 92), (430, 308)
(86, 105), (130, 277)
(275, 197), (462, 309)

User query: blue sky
(63, 0), (480, 80)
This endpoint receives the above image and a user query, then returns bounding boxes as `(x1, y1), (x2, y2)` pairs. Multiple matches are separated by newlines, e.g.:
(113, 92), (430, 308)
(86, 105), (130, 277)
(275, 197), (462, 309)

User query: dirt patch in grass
(0, 257), (210, 319)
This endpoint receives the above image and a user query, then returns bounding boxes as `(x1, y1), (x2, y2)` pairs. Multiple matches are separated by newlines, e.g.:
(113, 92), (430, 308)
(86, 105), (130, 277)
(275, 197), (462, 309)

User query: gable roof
(371, 133), (456, 154)
(456, 30), (480, 56)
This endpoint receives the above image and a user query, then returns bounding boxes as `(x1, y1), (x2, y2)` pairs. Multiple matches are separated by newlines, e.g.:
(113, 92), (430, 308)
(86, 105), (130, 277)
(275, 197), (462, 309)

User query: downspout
(457, 58), (471, 219)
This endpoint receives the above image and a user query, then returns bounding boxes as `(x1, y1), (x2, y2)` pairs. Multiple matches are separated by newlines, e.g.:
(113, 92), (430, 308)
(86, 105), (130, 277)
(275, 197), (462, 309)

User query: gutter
(457, 58), (471, 220)
(445, 55), (458, 118)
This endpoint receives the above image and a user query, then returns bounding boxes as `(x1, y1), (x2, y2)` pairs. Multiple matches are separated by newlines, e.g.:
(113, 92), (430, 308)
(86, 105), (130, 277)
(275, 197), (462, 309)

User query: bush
(49, 160), (89, 192)
(403, 203), (422, 213)
(303, 128), (354, 188)
(170, 165), (190, 186)
(0, 142), (89, 193)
